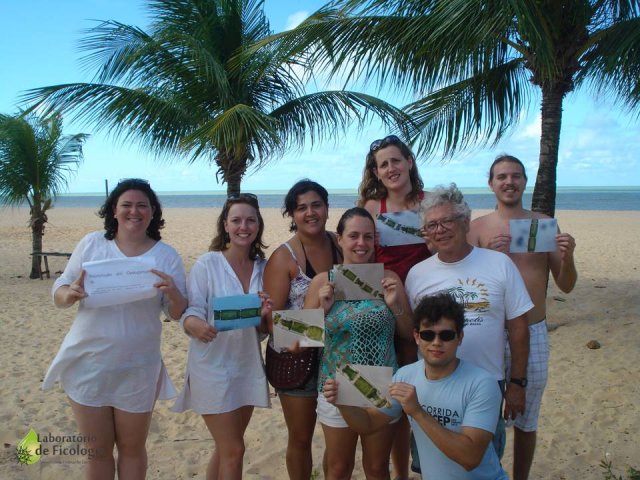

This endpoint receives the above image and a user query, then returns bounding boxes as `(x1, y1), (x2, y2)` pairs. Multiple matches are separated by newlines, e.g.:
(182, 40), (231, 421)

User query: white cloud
(516, 114), (541, 140)
(286, 11), (309, 30)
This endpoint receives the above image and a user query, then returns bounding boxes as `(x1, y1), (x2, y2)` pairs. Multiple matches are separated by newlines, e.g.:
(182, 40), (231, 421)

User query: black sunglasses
(227, 192), (257, 200)
(418, 329), (457, 342)
(369, 135), (403, 153)
(118, 178), (150, 186)
(225, 193), (259, 205)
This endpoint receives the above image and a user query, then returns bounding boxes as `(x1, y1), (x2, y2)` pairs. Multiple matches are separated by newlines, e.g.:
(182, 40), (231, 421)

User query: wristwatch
(509, 377), (528, 387)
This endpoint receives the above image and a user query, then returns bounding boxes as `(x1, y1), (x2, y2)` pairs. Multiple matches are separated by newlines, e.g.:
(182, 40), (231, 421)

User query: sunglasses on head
(118, 178), (149, 186)
(369, 135), (404, 153)
(226, 192), (258, 203)
(418, 329), (457, 342)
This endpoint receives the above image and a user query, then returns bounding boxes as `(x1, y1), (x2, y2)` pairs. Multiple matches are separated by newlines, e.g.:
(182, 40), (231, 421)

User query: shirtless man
(468, 154), (577, 480)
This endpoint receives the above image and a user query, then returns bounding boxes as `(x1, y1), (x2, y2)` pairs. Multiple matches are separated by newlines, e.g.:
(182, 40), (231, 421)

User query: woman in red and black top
(359, 135), (431, 283)
(358, 135), (431, 479)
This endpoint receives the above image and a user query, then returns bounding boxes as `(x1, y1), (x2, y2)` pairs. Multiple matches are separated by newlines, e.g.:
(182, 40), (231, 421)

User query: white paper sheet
(332, 263), (385, 301)
(509, 218), (558, 253)
(273, 309), (325, 349)
(82, 257), (158, 308)
(335, 364), (393, 408)
(377, 211), (425, 246)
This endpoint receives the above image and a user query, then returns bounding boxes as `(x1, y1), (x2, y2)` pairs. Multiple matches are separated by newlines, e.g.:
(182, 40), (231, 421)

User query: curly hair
(209, 194), (267, 260)
(282, 179), (329, 233)
(412, 293), (465, 334)
(357, 135), (424, 207)
(98, 179), (164, 240)
(421, 183), (471, 221)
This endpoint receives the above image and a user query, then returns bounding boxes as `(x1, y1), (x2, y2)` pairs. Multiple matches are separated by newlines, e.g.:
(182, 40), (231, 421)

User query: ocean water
(46, 187), (640, 211)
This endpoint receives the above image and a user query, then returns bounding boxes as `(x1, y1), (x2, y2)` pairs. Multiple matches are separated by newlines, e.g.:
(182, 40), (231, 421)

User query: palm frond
(577, 16), (640, 111)
(0, 113), (87, 207)
(404, 58), (531, 157)
(271, 90), (417, 148)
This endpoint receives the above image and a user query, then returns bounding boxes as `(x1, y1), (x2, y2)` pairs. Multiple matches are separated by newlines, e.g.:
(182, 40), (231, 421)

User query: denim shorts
(274, 373), (319, 398)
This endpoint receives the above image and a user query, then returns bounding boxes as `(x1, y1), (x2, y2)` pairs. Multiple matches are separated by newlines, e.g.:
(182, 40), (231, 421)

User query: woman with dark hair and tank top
(263, 179), (342, 479)
(358, 135), (431, 479)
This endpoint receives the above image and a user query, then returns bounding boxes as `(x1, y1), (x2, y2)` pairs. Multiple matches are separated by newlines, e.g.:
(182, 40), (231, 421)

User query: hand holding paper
(388, 382), (421, 417)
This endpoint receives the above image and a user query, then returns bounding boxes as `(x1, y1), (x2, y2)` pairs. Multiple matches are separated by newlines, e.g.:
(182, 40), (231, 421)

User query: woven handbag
(265, 343), (318, 390)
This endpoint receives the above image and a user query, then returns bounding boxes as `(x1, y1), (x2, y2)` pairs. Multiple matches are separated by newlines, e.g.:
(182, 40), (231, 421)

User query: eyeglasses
(369, 135), (403, 153)
(418, 329), (457, 342)
(424, 215), (464, 233)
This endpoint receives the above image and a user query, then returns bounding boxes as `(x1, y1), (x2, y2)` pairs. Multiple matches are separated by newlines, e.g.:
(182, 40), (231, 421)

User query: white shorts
(316, 392), (401, 429)
(505, 320), (549, 432)
(317, 392), (349, 428)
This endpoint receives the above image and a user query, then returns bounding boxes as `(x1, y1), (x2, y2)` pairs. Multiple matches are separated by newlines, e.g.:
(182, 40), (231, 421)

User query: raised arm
(152, 268), (187, 320)
(304, 272), (333, 312)
(54, 270), (87, 308)
(550, 229), (577, 293)
(382, 269), (413, 340)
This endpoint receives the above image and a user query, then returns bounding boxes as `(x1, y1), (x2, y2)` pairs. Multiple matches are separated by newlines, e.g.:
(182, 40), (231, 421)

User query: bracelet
(392, 307), (404, 316)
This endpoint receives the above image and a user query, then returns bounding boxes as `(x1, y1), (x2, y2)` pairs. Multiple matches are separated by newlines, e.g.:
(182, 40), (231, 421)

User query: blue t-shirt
(384, 360), (508, 479)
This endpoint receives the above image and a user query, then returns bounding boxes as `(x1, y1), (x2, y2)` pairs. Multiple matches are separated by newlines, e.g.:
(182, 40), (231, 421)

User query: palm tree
(266, 0), (640, 216)
(0, 112), (88, 278)
(21, 0), (414, 196)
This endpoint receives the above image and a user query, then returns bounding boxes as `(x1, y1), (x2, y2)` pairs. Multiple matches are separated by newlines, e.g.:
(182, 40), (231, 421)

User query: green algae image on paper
(15, 429), (41, 465)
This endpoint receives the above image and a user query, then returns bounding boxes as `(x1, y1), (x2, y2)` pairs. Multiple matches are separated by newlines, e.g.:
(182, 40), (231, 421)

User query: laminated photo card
(211, 293), (261, 331)
(273, 309), (325, 349)
(331, 263), (385, 301)
(82, 257), (158, 308)
(377, 210), (425, 246)
(335, 363), (393, 409)
(509, 218), (558, 253)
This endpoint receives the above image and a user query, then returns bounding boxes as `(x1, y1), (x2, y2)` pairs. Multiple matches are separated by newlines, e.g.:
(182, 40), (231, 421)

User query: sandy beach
(0, 206), (638, 479)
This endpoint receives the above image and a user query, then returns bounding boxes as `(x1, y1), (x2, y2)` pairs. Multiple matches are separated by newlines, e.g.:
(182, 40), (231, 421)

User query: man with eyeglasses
(404, 183), (533, 462)
(468, 155), (577, 480)
(323, 293), (508, 479)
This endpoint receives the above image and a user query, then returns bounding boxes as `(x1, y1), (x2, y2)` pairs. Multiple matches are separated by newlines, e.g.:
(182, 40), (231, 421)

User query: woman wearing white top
(44, 179), (188, 479)
(172, 193), (272, 480)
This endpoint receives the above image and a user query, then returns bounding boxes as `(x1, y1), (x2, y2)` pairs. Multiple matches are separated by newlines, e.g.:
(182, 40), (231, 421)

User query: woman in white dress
(172, 193), (272, 480)
(43, 179), (188, 479)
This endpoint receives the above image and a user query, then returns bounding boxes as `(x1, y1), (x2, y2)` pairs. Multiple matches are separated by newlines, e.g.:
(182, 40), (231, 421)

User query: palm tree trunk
(532, 85), (565, 217)
(29, 206), (45, 279)
(216, 150), (247, 197)
(226, 176), (242, 197)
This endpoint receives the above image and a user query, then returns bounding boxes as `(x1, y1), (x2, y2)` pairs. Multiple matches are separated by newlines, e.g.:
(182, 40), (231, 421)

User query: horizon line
(58, 185), (640, 196)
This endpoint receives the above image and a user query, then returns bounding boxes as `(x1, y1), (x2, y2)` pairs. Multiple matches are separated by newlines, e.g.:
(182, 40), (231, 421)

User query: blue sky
(1, 0), (638, 193)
